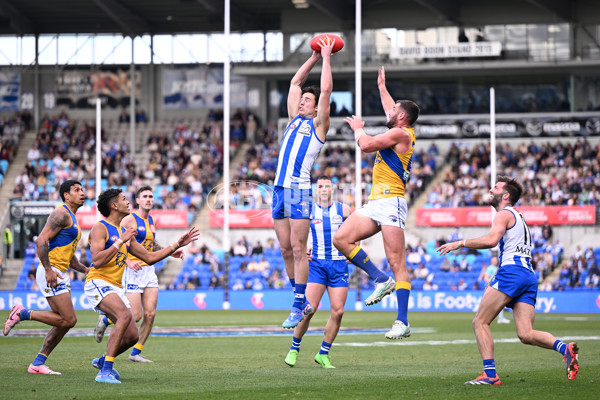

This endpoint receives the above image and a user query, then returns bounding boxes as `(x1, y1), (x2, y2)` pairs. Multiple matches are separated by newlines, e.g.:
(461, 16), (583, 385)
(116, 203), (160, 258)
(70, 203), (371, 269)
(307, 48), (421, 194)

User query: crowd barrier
(1, 290), (598, 313)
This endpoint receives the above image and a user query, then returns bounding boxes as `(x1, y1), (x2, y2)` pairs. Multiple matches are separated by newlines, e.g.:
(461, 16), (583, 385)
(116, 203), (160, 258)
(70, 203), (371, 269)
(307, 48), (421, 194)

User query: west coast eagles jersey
(48, 204), (81, 273)
(369, 127), (415, 200)
(127, 211), (156, 267)
(85, 220), (129, 287)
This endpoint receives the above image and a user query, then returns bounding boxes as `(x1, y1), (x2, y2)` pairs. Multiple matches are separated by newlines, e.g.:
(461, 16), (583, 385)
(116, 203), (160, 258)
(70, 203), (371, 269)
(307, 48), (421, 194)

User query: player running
(86, 188), (199, 383)
(437, 176), (579, 385)
(94, 186), (185, 363)
(3, 180), (88, 375)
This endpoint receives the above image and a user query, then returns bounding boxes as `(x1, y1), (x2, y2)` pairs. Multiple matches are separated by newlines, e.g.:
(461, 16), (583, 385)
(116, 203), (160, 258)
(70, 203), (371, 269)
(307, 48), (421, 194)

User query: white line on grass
(336, 335), (600, 347)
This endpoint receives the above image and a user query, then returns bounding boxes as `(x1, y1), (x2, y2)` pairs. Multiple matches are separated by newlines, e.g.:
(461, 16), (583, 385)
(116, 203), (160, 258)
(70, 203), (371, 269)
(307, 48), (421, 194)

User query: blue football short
(489, 265), (538, 308)
(308, 259), (349, 288)
(271, 186), (312, 219)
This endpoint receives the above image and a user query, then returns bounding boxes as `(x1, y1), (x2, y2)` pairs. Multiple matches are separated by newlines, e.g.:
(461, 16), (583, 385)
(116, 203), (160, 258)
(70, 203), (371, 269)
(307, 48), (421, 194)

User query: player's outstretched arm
(344, 115), (411, 153)
(436, 211), (512, 255)
(287, 51), (321, 122)
(315, 38), (335, 142)
(378, 66), (395, 118)
(36, 207), (71, 287)
(129, 226), (200, 265)
(153, 240), (184, 259)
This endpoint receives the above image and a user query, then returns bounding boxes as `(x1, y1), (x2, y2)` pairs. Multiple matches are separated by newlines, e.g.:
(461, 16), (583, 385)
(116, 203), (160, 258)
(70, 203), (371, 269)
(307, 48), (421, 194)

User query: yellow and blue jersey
(369, 127), (415, 200)
(48, 204), (81, 273)
(85, 220), (129, 287)
(127, 211), (156, 266)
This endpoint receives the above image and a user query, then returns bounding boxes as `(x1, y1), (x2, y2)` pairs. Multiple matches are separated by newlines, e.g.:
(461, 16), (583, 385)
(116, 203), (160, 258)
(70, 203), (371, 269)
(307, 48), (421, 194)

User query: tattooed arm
(35, 207), (71, 288)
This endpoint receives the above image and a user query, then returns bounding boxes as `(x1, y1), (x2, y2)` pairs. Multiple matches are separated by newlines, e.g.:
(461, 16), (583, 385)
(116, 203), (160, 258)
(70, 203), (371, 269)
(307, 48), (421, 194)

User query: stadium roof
(1, 0), (599, 37)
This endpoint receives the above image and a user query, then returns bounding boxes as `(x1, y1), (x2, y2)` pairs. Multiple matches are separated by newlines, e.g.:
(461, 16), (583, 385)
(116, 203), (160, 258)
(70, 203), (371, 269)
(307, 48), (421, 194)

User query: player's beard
(386, 114), (397, 129)
(488, 192), (502, 208)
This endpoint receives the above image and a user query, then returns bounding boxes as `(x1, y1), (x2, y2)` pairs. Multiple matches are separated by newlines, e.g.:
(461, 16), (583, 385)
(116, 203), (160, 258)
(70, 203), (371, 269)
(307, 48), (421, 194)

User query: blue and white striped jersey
(310, 201), (345, 261)
(498, 206), (533, 272)
(274, 115), (324, 189)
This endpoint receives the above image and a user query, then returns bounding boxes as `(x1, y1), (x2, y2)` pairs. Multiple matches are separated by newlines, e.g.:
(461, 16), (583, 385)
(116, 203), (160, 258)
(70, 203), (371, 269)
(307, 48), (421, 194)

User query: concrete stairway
(0, 129), (38, 290)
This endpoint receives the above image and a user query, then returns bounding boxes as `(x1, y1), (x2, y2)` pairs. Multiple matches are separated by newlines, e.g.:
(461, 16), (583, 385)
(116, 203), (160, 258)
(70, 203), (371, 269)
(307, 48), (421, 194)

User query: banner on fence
(416, 206), (596, 226)
(76, 209), (188, 229)
(209, 209), (273, 228)
(2, 290), (598, 313)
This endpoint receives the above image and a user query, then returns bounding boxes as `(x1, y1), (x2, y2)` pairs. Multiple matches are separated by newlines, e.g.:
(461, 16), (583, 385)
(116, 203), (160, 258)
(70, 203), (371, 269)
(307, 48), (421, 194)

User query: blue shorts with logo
(271, 186), (312, 219)
(489, 265), (538, 308)
(308, 259), (349, 288)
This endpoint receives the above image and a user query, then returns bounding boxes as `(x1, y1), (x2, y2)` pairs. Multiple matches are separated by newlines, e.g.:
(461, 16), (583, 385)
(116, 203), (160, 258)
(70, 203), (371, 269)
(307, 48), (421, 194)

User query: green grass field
(1, 310), (598, 399)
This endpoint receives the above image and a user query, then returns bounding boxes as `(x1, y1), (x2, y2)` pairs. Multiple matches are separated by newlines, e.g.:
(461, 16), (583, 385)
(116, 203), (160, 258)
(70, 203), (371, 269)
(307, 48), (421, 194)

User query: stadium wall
(1, 289), (598, 314)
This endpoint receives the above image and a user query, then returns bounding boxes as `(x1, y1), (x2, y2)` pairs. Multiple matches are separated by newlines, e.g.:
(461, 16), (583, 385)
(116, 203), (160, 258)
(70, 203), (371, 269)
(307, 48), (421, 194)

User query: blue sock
(101, 359), (114, 374)
(131, 343), (143, 356)
(97, 355), (105, 369)
(19, 309), (32, 320)
(319, 341), (331, 355)
(483, 359), (497, 378)
(348, 246), (388, 283)
(32, 353), (47, 366)
(103, 316), (110, 326)
(553, 339), (567, 356)
(291, 336), (302, 352)
(395, 282), (411, 325)
(292, 284), (306, 309)
(289, 278), (295, 288)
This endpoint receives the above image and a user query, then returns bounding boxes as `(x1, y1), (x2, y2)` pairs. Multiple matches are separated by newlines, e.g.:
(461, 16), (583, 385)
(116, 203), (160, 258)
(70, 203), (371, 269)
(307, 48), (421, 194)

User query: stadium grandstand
(0, 0), (599, 305)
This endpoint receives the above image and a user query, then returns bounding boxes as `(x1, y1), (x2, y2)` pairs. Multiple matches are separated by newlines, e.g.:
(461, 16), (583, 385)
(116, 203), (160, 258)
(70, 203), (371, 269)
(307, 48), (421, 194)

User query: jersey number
(519, 214), (532, 247)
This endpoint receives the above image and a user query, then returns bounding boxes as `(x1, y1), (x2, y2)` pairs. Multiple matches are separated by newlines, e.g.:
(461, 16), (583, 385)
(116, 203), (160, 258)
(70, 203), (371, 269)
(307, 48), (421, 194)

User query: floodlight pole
(96, 98), (102, 213)
(130, 41), (136, 155)
(490, 87), (497, 221)
(354, 0), (363, 213)
(222, 0), (231, 310)
(354, 0), (363, 312)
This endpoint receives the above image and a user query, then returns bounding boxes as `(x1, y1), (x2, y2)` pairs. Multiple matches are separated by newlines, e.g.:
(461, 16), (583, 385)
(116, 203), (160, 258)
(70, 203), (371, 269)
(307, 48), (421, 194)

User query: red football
(310, 33), (344, 53)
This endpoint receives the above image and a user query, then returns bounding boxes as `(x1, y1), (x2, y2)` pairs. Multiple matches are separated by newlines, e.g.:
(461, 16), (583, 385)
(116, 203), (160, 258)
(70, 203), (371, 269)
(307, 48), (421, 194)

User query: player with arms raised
(274, 37), (336, 329)
(335, 67), (419, 340)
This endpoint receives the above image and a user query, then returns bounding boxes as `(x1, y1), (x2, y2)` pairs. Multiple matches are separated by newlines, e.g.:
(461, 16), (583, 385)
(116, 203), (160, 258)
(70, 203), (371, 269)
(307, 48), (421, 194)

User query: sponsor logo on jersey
(298, 120), (312, 135)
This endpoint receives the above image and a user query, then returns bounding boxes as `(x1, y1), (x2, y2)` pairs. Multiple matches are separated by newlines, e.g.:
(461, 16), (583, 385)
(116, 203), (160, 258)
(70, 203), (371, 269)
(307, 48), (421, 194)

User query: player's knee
(62, 315), (77, 329)
(144, 309), (156, 323)
(280, 246), (293, 260)
(517, 331), (534, 345)
(291, 245), (305, 261)
(118, 310), (133, 325)
(331, 307), (344, 321)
